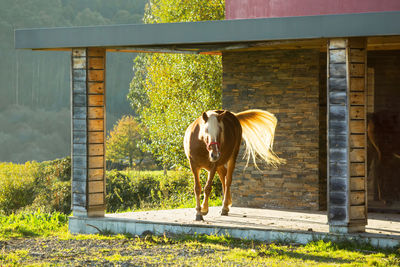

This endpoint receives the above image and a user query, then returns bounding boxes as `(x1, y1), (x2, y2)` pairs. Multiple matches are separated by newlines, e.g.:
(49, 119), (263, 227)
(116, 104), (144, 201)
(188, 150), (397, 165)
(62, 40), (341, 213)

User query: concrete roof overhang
(15, 11), (400, 53)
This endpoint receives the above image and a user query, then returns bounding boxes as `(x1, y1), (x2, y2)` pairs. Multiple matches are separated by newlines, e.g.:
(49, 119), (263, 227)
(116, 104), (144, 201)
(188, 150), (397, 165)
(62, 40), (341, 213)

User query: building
(15, 0), (400, 234)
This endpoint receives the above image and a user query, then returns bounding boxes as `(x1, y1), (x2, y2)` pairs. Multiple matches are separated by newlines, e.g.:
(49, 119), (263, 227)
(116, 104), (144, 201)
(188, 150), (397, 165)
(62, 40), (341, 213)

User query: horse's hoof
(195, 214), (204, 221)
(220, 209), (229, 216)
(201, 210), (209, 216)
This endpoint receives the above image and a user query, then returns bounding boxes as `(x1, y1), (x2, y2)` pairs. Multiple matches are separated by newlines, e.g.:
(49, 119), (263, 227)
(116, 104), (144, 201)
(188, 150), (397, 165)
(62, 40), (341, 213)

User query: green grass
(0, 210), (68, 239)
(0, 212), (399, 266)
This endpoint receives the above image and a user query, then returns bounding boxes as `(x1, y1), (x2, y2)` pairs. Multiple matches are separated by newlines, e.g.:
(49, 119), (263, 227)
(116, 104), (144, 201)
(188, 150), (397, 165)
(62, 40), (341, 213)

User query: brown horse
(184, 109), (284, 221)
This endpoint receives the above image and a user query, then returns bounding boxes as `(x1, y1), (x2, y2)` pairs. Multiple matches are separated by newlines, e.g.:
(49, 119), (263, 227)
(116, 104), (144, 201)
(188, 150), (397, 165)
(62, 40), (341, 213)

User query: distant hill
(0, 0), (145, 162)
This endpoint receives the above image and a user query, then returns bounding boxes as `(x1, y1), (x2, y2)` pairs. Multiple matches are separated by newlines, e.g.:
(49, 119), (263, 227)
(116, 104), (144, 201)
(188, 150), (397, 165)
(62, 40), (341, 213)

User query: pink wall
(226, 0), (400, 20)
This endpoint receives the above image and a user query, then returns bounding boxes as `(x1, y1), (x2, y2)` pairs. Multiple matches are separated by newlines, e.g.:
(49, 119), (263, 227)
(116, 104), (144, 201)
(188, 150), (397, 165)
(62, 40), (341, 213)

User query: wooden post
(327, 38), (367, 233)
(71, 48), (106, 217)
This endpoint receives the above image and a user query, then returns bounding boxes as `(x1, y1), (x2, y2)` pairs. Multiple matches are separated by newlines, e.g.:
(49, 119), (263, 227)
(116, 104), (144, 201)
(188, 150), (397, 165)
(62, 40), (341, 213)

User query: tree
(128, 0), (225, 168)
(106, 115), (147, 168)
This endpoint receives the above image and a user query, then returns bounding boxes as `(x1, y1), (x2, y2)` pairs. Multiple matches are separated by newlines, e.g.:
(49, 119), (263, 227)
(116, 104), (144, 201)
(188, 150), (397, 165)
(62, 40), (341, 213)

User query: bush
(0, 162), (38, 214)
(106, 169), (223, 212)
(0, 158), (71, 215)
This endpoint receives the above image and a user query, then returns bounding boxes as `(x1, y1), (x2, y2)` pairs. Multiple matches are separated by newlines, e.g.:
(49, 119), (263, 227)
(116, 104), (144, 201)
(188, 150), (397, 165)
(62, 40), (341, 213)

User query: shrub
(106, 169), (222, 212)
(0, 161), (38, 214)
(0, 158), (71, 215)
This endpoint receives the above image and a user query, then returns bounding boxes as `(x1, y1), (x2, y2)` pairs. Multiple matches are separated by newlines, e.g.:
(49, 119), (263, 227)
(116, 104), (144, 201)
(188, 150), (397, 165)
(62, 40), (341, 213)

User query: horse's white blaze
(205, 114), (219, 143)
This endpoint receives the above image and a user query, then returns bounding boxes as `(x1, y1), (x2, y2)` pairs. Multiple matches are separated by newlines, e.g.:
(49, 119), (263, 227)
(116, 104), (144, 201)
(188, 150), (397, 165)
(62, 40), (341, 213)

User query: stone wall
(222, 49), (324, 210)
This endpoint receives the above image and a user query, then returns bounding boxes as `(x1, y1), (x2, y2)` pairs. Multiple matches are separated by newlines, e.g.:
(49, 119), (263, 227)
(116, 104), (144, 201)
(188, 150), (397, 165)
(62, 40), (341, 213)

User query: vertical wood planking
(348, 38), (367, 222)
(71, 48), (88, 217)
(327, 38), (367, 233)
(87, 47), (106, 217)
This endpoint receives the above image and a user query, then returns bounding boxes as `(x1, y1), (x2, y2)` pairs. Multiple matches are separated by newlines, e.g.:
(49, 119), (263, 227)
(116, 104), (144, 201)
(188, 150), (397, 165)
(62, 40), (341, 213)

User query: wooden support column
(71, 48), (106, 217)
(327, 38), (367, 233)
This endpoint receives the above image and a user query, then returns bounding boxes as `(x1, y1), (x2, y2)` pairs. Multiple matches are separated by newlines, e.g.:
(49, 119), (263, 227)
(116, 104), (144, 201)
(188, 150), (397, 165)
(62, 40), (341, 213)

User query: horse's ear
(202, 112), (208, 122)
(217, 111), (226, 122)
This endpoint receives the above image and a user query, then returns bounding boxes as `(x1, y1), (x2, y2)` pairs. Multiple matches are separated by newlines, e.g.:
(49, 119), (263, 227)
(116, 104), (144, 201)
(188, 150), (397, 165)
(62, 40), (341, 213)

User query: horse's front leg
(221, 158), (235, 216)
(201, 167), (216, 216)
(191, 166), (203, 221)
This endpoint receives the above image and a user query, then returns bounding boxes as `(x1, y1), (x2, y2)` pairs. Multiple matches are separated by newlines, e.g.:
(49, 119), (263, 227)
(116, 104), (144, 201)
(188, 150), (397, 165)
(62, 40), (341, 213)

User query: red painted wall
(226, 0), (400, 19)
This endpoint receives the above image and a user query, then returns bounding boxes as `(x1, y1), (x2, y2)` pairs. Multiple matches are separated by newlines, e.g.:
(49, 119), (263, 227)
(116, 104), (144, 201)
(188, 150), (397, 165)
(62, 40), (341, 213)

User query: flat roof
(15, 11), (400, 53)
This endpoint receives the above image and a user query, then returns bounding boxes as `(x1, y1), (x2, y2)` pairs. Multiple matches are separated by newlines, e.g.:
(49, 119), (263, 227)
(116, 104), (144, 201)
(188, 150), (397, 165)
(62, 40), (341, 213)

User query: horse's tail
(235, 109), (285, 168)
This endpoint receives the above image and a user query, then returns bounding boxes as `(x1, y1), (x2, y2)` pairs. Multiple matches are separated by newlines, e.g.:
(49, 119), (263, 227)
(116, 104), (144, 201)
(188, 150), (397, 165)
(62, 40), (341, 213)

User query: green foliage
(0, 161), (38, 214)
(0, 158), (71, 214)
(106, 169), (222, 212)
(106, 115), (152, 169)
(0, 210), (68, 239)
(128, 0), (224, 168)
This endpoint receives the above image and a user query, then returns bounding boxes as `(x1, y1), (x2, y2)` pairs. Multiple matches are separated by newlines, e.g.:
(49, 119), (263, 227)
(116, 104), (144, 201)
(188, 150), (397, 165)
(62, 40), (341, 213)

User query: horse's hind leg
(190, 165), (203, 221)
(221, 158), (235, 216)
(201, 167), (216, 216)
(217, 165), (227, 198)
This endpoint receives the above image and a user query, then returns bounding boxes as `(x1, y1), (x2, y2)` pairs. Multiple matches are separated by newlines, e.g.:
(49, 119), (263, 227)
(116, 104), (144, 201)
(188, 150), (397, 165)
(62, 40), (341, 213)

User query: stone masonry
(222, 49), (324, 210)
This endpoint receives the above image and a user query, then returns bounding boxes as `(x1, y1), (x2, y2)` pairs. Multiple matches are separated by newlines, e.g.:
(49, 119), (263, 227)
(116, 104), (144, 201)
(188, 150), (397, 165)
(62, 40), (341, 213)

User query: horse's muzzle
(210, 151), (220, 162)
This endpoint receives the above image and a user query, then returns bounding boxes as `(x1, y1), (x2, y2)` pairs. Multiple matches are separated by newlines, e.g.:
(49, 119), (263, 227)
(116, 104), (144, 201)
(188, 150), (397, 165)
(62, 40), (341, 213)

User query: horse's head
(200, 111), (226, 162)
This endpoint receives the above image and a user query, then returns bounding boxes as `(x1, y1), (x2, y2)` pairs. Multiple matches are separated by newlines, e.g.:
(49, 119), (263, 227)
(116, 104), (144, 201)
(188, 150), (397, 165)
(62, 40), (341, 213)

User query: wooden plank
(329, 162), (348, 178)
(350, 191), (365, 205)
(89, 57), (104, 70)
(72, 181), (86, 194)
(350, 63), (365, 77)
(89, 156), (104, 168)
(72, 70), (86, 82)
(89, 144), (104, 156)
(73, 107), (86, 120)
(88, 94), (104, 106)
(88, 82), (104, 94)
(89, 181), (104, 193)
(73, 168), (87, 182)
(73, 119), (86, 132)
(73, 131), (87, 144)
(350, 177), (365, 191)
(88, 168), (104, 180)
(87, 206), (105, 217)
(88, 132), (104, 144)
(349, 49), (365, 63)
(329, 63), (346, 77)
(350, 148), (365, 162)
(329, 191), (346, 205)
(73, 155), (87, 170)
(88, 70), (104, 82)
(73, 48), (86, 57)
(73, 81), (86, 94)
(350, 206), (366, 220)
(329, 105), (346, 121)
(72, 193), (86, 206)
(73, 93), (87, 107)
(329, 49), (346, 63)
(350, 78), (365, 92)
(329, 39), (347, 49)
(329, 134), (347, 149)
(348, 38), (366, 49)
(350, 163), (365, 177)
(88, 193), (104, 206)
(350, 120), (365, 134)
(88, 119), (104, 131)
(329, 148), (347, 162)
(88, 107), (104, 119)
(73, 143), (87, 156)
(88, 48), (105, 57)
(350, 134), (364, 148)
(73, 57), (86, 69)
(329, 77), (347, 91)
(350, 106), (364, 120)
(329, 121), (347, 135)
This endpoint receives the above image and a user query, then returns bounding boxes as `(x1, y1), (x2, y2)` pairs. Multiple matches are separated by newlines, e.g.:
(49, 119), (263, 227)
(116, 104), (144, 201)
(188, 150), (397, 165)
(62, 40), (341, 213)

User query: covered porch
(14, 11), (400, 239)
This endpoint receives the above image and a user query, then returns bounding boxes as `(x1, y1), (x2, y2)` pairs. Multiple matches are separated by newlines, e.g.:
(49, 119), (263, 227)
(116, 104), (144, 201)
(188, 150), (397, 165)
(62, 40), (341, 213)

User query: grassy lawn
(1, 211), (400, 266)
